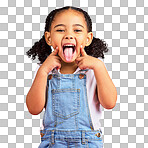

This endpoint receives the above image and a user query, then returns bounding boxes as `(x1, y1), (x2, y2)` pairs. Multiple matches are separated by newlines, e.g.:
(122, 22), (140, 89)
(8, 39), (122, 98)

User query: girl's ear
(44, 31), (52, 46)
(85, 32), (93, 46)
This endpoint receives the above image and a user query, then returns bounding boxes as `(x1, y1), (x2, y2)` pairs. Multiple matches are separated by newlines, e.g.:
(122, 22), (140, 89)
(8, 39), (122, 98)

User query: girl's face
(45, 9), (93, 63)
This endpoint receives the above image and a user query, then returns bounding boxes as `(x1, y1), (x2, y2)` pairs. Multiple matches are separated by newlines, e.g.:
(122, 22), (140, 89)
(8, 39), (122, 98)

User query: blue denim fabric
(39, 69), (103, 148)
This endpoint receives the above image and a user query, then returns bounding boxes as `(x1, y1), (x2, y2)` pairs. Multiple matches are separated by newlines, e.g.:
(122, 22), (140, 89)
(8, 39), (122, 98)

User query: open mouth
(62, 44), (76, 62)
(63, 44), (76, 53)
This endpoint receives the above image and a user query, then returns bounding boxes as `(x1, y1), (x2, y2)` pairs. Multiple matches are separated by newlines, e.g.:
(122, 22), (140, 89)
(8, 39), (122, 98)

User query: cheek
(75, 36), (87, 50)
(76, 35), (87, 44)
(51, 36), (62, 47)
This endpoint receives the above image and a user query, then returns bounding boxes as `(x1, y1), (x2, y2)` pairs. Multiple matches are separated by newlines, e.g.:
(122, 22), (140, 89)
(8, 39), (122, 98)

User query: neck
(60, 60), (78, 74)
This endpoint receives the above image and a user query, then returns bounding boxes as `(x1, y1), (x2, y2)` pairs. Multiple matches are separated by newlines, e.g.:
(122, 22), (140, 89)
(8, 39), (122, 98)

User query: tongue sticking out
(63, 47), (73, 62)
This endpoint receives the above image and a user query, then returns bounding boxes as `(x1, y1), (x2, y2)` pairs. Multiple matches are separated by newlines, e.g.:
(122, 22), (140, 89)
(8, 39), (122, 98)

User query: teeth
(63, 44), (75, 53)
(63, 45), (74, 47)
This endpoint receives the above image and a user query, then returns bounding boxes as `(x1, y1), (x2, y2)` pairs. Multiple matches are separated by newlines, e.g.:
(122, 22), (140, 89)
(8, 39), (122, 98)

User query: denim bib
(39, 69), (103, 148)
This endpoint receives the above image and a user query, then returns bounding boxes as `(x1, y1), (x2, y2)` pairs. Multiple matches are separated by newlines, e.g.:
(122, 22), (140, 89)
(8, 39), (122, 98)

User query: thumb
(51, 46), (59, 56)
(80, 45), (87, 57)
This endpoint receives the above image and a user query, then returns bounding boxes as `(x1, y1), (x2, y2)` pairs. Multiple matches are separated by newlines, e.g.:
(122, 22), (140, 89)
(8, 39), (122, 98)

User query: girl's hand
(40, 47), (62, 74)
(75, 45), (99, 70)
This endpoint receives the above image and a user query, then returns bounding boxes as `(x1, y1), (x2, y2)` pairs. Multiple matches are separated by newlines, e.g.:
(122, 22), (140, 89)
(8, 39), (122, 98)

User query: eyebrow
(73, 24), (84, 28)
(54, 24), (65, 28)
(54, 24), (84, 28)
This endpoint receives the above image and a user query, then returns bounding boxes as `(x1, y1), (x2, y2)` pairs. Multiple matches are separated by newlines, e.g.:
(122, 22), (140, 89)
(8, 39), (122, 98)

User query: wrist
(92, 58), (103, 70)
(38, 66), (49, 76)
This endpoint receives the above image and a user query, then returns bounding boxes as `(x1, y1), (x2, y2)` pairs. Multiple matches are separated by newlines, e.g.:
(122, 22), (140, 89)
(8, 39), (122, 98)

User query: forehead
(52, 9), (87, 26)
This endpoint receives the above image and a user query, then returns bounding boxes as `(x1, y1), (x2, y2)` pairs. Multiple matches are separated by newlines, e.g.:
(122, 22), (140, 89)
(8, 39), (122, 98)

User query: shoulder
(97, 57), (108, 70)
(33, 64), (41, 80)
(97, 57), (104, 62)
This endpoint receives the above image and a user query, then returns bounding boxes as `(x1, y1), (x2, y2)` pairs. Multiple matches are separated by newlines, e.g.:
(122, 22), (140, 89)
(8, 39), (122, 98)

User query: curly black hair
(26, 6), (109, 64)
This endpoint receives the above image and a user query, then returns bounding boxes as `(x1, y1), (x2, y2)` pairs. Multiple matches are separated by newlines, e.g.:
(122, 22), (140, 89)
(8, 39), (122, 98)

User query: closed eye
(74, 29), (82, 32)
(56, 29), (65, 32)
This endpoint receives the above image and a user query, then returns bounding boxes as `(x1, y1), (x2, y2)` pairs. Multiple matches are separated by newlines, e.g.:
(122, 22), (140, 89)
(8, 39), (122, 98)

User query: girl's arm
(76, 47), (117, 109)
(93, 60), (117, 109)
(26, 47), (61, 115)
(26, 68), (47, 115)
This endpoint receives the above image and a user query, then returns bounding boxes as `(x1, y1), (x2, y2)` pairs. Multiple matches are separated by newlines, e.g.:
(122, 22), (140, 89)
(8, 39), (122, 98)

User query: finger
(80, 45), (87, 57)
(75, 57), (83, 62)
(55, 56), (62, 61)
(77, 60), (83, 67)
(51, 46), (59, 56)
(55, 63), (61, 70)
(78, 62), (86, 70)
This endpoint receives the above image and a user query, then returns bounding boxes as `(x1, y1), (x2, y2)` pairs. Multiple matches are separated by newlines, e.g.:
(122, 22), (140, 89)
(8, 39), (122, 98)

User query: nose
(64, 35), (74, 40)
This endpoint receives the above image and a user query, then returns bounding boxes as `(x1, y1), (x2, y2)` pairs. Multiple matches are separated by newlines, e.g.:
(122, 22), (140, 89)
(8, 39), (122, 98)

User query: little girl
(26, 6), (117, 148)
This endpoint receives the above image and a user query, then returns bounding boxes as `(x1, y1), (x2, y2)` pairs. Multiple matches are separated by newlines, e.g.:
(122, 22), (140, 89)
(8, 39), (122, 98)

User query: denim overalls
(39, 68), (103, 148)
